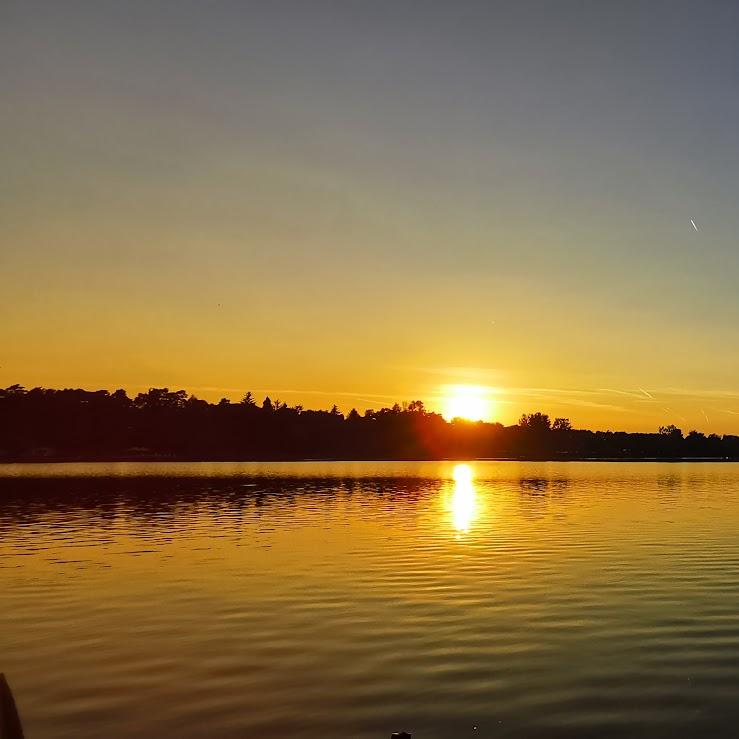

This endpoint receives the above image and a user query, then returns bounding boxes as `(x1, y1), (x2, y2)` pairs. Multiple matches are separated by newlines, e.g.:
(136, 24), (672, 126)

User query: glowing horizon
(4, 3), (739, 434)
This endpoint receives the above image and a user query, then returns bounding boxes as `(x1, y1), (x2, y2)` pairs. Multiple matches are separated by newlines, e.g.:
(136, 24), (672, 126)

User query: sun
(442, 385), (493, 422)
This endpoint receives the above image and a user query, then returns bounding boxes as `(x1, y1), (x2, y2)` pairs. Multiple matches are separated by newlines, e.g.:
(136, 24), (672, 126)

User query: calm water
(3, 461), (739, 738)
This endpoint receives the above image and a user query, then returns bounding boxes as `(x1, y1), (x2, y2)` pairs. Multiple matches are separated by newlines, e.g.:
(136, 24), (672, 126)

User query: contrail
(691, 219), (698, 232)
(639, 387), (654, 399)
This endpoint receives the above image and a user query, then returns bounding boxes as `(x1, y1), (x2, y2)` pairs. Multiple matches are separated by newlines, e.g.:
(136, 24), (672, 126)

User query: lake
(2, 461), (739, 738)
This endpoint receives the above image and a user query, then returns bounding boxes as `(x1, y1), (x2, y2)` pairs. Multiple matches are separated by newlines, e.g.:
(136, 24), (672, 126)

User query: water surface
(2, 461), (739, 738)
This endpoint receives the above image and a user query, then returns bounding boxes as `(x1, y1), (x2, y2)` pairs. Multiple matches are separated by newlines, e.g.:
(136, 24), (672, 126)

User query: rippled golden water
(3, 461), (739, 738)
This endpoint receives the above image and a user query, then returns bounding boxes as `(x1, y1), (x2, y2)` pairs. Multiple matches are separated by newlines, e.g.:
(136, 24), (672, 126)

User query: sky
(3, 1), (739, 431)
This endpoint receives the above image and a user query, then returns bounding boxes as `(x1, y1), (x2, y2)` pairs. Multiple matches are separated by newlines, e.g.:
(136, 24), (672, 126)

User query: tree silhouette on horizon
(1, 384), (738, 462)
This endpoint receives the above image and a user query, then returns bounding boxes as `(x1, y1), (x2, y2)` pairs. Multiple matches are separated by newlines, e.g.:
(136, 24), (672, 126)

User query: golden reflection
(451, 463), (477, 536)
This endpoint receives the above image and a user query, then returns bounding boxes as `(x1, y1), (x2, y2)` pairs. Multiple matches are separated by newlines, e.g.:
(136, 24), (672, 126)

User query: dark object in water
(0, 675), (24, 739)
(391, 733), (411, 738)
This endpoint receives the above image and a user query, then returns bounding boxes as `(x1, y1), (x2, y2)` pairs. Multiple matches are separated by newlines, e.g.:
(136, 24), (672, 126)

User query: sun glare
(451, 463), (476, 534)
(443, 385), (493, 422)
(453, 463), (473, 484)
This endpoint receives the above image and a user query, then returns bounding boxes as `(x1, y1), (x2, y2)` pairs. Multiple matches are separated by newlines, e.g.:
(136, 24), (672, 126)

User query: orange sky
(4, 3), (739, 433)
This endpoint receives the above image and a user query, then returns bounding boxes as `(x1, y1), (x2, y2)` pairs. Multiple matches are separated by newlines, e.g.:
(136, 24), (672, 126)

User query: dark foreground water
(2, 461), (739, 738)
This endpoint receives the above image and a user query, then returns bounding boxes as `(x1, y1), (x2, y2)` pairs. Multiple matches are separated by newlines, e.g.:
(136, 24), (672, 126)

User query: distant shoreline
(4, 386), (739, 463)
(2, 455), (739, 465)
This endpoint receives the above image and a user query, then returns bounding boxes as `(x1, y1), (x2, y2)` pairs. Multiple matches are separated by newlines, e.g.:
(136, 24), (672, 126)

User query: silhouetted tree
(659, 424), (683, 438)
(519, 412), (551, 432)
(3, 385), (739, 462)
(134, 388), (188, 410)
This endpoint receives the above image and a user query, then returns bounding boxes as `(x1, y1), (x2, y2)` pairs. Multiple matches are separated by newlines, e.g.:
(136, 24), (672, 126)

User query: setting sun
(442, 385), (493, 422)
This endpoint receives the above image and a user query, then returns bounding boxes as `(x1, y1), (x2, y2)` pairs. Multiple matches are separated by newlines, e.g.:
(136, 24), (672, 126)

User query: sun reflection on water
(451, 463), (477, 536)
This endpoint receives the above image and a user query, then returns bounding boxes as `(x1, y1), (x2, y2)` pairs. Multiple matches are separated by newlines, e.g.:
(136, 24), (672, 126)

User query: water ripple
(3, 461), (739, 737)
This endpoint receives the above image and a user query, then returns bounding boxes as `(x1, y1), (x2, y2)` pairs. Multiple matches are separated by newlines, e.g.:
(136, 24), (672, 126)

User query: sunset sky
(4, 1), (739, 431)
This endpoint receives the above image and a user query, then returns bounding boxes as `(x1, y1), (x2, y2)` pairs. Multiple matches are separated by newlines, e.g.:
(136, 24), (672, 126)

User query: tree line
(1, 384), (738, 461)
